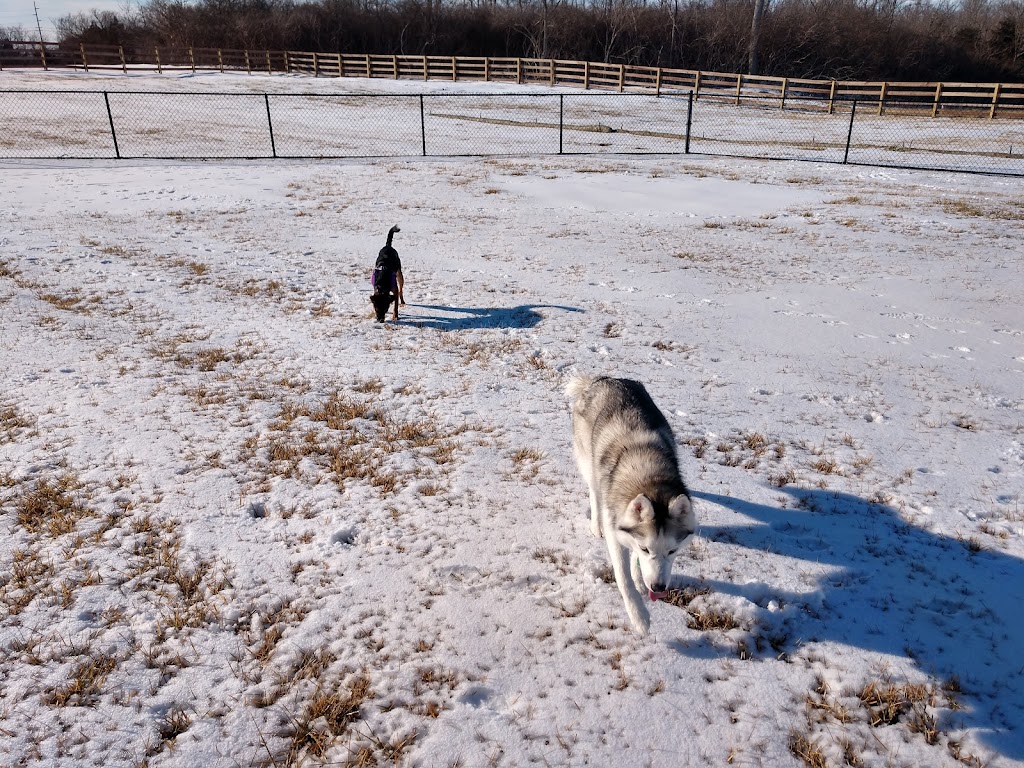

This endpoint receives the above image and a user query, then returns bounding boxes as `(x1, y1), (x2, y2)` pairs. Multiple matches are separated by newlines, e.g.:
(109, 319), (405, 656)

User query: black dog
(370, 225), (404, 322)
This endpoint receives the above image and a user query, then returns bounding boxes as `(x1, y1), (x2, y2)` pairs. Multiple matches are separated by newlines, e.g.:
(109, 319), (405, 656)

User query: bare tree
(1, 25), (29, 41)
(45, 0), (1024, 81)
(748, 0), (767, 73)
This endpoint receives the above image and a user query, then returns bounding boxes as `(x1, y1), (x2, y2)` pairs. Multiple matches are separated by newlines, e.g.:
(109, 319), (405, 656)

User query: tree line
(2, 0), (1022, 82)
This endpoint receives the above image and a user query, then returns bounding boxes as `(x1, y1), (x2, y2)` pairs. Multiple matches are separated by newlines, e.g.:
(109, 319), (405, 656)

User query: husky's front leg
(630, 554), (646, 595)
(588, 485), (602, 538)
(586, 467), (603, 538)
(606, 534), (649, 635)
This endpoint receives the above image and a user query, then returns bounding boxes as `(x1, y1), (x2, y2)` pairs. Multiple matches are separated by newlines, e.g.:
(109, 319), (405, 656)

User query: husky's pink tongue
(649, 589), (669, 602)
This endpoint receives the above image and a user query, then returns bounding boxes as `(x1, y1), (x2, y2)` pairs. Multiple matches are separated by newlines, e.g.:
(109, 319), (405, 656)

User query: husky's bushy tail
(565, 374), (594, 401)
(386, 225), (400, 247)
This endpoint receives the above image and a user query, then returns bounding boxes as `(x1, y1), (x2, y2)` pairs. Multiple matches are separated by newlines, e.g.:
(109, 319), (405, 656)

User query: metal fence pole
(559, 94), (564, 155)
(420, 94), (426, 156)
(685, 90), (693, 154)
(103, 92), (120, 159)
(264, 94), (277, 158)
(844, 100), (857, 164)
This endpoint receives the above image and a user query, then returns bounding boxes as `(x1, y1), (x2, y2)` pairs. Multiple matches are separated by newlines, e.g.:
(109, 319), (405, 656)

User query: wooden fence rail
(2, 41), (1022, 118)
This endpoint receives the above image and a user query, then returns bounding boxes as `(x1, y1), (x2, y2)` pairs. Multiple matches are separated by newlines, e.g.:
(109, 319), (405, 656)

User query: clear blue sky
(1, 0), (128, 40)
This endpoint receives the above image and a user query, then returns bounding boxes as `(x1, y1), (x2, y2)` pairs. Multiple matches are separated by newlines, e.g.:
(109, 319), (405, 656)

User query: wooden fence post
(655, 67), (662, 97)
(694, 70), (702, 100)
(244, 49), (250, 74)
(618, 64), (625, 92)
(155, 47), (162, 73)
(827, 79), (837, 114)
(735, 73), (742, 105)
(80, 43), (88, 71)
(312, 51), (319, 76)
(218, 49), (224, 73)
(989, 83), (1002, 119)
(517, 58), (522, 85)
(188, 47), (195, 72)
(452, 56), (457, 81)
(422, 55), (427, 81)
(266, 50), (272, 74)
(931, 83), (942, 117)
(780, 77), (788, 109)
(484, 57), (490, 82)
(284, 51), (290, 73)
(550, 59), (555, 87)
(877, 81), (887, 115)
(365, 54), (370, 77)
(584, 61), (590, 90)
(393, 55), (398, 79)
(337, 53), (343, 77)
(38, 42), (48, 70)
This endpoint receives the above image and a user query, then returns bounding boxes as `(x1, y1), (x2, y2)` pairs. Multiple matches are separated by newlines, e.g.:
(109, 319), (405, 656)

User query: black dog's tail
(386, 225), (400, 247)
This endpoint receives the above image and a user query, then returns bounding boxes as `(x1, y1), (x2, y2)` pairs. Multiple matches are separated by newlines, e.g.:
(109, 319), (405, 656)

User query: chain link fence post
(264, 94), (277, 158)
(420, 94), (426, 156)
(685, 90), (693, 154)
(103, 92), (120, 159)
(844, 99), (857, 164)
(559, 94), (564, 155)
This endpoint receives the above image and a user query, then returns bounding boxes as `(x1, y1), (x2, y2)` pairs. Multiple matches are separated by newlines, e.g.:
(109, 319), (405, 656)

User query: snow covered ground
(1, 70), (1023, 768)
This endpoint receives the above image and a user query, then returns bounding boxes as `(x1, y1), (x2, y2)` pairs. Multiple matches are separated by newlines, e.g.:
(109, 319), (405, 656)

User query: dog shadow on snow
(398, 303), (582, 330)
(673, 487), (1024, 759)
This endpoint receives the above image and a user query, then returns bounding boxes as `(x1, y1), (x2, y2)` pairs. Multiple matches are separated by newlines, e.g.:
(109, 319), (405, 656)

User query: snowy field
(2, 70), (1024, 768)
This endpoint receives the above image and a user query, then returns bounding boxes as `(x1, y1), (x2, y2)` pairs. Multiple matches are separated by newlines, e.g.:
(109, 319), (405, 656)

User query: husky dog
(567, 375), (696, 635)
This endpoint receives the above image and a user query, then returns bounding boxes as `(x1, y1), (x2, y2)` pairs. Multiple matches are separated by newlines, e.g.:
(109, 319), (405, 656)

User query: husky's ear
(668, 494), (695, 527)
(623, 495), (655, 527)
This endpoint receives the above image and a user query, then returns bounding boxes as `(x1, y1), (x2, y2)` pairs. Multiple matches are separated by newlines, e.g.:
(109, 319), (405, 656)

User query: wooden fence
(2, 41), (1023, 118)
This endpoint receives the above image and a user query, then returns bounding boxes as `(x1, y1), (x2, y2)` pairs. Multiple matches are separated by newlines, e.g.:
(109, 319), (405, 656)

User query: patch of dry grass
(15, 475), (93, 536)
(789, 730), (828, 768)
(283, 673), (373, 764)
(1, 403), (37, 444)
(46, 652), (119, 707)
(245, 387), (474, 497)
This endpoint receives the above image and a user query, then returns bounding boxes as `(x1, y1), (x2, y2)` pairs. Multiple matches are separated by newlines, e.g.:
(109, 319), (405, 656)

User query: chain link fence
(1, 89), (1021, 175)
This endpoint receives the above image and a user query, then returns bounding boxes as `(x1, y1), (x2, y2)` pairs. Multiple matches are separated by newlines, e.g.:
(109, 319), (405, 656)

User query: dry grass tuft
(16, 475), (93, 536)
(686, 606), (744, 632)
(285, 673), (372, 763)
(157, 705), (194, 744)
(46, 652), (118, 707)
(1, 403), (37, 444)
(858, 680), (933, 727)
(810, 457), (842, 475)
(770, 467), (799, 487)
(660, 585), (712, 608)
(789, 730), (828, 768)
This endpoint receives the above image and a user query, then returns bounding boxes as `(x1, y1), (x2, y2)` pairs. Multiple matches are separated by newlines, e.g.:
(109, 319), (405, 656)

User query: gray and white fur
(567, 375), (696, 635)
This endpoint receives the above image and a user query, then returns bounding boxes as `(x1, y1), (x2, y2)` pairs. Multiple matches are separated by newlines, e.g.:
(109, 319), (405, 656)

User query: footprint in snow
(331, 527), (358, 546)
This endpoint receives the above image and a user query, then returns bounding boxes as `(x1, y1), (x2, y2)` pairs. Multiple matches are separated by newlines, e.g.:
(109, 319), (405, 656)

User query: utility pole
(33, 1), (45, 42)
(33, 0), (48, 70)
